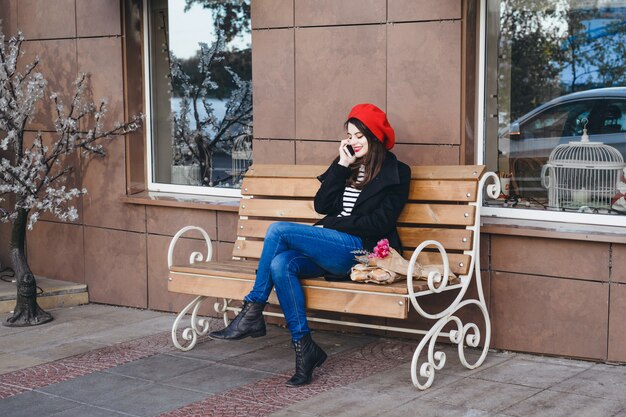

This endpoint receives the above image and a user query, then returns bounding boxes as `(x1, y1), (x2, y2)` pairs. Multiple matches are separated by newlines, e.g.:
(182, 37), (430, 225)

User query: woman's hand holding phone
(338, 140), (357, 167)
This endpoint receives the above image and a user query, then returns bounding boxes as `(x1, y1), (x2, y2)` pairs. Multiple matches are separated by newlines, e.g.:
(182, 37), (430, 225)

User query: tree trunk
(3, 208), (53, 327)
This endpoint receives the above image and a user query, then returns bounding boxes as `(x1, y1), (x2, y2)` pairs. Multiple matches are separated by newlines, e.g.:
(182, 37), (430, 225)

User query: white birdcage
(541, 126), (625, 210)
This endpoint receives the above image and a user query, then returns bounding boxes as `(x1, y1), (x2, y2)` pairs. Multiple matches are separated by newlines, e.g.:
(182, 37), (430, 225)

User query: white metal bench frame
(167, 170), (499, 390)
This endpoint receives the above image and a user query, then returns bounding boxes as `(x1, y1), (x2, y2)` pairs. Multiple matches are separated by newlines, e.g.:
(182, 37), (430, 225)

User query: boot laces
(294, 341), (304, 367)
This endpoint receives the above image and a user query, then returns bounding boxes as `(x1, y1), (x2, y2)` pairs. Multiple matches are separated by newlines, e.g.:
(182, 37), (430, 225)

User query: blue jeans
(244, 222), (363, 341)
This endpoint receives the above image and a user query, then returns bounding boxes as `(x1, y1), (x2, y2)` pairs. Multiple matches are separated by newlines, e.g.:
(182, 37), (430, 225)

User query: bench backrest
(233, 164), (486, 277)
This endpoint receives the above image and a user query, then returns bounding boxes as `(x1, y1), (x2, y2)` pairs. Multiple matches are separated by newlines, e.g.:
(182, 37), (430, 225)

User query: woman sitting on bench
(208, 103), (411, 386)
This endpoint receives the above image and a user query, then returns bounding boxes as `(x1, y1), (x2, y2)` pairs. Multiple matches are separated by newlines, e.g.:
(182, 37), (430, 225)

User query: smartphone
(346, 144), (355, 156)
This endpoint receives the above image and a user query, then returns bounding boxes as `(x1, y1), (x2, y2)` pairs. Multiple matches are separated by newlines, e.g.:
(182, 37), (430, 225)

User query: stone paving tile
(105, 354), (212, 382)
(471, 356), (588, 389)
(220, 344), (296, 373)
(162, 362), (271, 394)
(0, 325), (77, 353)
(419, 377), (541, 413)
(39, 371), (153, 403)
(384, 397), (491, 417)
(87, 317), (180, 346)
(513, 353), (595, 369)
(167, 337), (270, 362)
(0, 390), (82, 417)
(500, 389), (626, 417)
(0, 352), (49, 375)
(48, 404), (135, 417)
(612, 407), (626, 417)
(18, 339), (106, 361)
(435, 346), (515, 377)
(95, 382), (207, 417)
(266, 409), (318, 417)
(346, 361), (463, 401)
(275, 385), (408, 417)
(308, 331), (377, 355)
(549, 363), (626, 400)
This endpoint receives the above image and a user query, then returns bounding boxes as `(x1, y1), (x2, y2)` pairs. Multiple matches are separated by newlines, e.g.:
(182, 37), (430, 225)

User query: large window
(146, 0), (252, 195)
(483, 0), (626, 223)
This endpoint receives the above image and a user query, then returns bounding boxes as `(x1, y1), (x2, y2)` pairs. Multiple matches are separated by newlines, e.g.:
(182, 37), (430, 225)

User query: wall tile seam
(292, 19), (462, 30)
(252, 26), (294, 31)
(608, 243), (613, 283)
(493, 269), (611, 283)
(73, 0), (78, 47)
(26, 219), (84, 227)
(82, 224), (147, 235)
(252, 18), (461, 32)
(256, 139), (462, 146)
(21, 35), (120, 42)
(145, 231), (225, 241)
(606, 242), (612, 360)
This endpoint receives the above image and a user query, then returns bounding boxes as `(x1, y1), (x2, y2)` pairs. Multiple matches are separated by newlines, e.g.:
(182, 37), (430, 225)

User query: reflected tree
(499, 0), (626, 119)
(499, 0), (564, 120)
(184, 0), (250, 43)
(163, 11), (252, 187)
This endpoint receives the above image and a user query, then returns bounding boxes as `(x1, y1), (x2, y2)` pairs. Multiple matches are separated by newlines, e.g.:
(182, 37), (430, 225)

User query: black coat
(314, 152), (411, 253)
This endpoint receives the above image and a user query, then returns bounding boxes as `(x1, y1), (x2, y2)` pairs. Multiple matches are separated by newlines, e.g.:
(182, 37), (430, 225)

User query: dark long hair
(344, 117), (387, 189)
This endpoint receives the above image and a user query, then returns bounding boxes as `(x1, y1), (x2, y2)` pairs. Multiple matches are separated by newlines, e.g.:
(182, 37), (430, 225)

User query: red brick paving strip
(158, 340), (417, 417)
(0, 332), (175, 399)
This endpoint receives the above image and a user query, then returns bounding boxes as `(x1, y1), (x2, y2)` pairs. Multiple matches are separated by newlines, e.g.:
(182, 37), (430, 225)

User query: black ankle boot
(286, 333), (327, 387)
(208, 301), (266, 340)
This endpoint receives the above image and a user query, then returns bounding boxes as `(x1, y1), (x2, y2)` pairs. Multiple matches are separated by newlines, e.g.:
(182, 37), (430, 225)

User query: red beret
(347, 103), (395, 150)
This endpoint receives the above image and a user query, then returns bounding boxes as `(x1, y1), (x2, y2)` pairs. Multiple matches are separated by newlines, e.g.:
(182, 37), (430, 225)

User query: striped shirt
(338, 165), (365, 217)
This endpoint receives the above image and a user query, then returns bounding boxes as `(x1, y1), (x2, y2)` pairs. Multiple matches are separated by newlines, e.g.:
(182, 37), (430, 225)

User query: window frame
(141, 0), (244, 198)
(476, 0), (626, 228)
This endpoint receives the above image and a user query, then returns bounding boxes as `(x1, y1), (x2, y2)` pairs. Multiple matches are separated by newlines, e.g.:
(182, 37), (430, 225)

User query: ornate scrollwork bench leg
(168, 226), (215, 351)
(406, 172), (498, 390)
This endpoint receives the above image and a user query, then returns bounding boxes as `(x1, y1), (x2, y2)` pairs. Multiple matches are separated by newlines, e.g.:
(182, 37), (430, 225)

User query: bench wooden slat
(237, 219), (312, 238)
(172, 261), (433, 294)
(246, 164), (486, 181)
(410, 165), (485, 180)
(398, 204), (476, 226)
(403, 251), (472, 276)
(241, 201), (475, 226)
(398, 228), (473, 250)
(243, 177), (478, 202)
(237, 219), (472, 251)
(170, 263), (257, 279)
(169, 271), (410, 318)
(408, 180), (478, 202)
(239, 199), (324, 220)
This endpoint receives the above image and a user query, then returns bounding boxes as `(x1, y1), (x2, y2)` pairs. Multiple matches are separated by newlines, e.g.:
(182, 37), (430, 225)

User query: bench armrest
(167, 226), (213, 268)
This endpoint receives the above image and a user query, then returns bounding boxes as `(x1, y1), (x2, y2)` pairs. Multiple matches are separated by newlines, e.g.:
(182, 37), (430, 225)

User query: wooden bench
(167, 164), (499, 389)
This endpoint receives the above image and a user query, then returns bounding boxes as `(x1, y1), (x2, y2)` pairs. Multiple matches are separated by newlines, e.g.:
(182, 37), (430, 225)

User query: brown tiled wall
(485, 233), (626, 362)
(251, 0), (464, 165)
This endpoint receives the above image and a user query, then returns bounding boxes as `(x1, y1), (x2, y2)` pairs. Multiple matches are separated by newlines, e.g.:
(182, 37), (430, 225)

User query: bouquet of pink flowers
(351, 239), (411, 284)
(369, 239), (390, 259)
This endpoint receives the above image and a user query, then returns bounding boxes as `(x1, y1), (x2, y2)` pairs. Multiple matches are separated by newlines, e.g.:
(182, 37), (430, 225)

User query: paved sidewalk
(0, 304), (625, 417)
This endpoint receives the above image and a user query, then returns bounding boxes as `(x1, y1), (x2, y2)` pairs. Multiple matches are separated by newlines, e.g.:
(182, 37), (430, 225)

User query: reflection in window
(148, 0), (252, 190)
(486, 0), (626, 213)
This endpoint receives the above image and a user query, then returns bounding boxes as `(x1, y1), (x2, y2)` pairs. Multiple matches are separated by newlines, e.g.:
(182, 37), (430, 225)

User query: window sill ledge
(122, 191), (240, 212)
(481, 217), (626, 244)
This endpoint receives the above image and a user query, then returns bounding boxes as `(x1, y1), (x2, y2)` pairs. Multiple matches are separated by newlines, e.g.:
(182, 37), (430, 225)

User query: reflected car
(498, 87), (626, 197)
